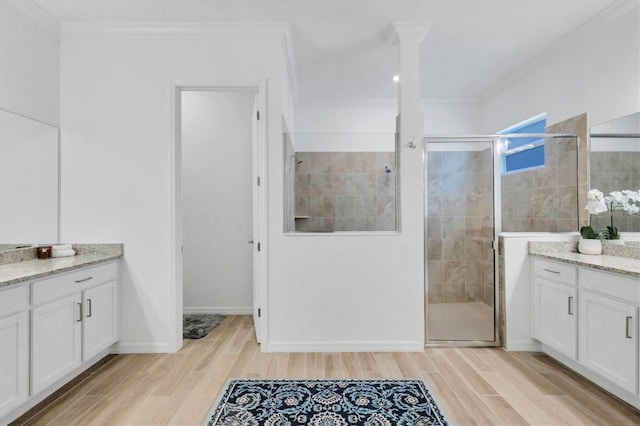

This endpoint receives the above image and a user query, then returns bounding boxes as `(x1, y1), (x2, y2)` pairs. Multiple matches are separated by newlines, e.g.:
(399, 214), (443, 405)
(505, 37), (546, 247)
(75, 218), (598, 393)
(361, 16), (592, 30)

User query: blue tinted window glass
(505, 145), (544, 172)
(502, 115), (546, 173)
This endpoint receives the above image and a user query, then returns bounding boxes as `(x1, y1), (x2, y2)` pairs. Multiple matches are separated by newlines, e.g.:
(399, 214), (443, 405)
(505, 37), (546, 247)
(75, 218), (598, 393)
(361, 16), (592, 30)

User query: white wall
(295, 100), (479, 134)
(0, 0), (59, 126)
(480, 3), (640, 133)
(60, 27), (286, 352)
(181, 91), (255, 314)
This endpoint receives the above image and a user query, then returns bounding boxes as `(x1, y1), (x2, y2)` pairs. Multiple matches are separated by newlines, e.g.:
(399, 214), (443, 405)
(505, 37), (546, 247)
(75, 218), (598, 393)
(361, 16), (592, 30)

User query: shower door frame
(423, 136), (502, 348)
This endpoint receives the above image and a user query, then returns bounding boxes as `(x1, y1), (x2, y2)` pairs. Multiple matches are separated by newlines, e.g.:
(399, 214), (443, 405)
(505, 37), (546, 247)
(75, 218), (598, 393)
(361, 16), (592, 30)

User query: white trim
(61, 22), (291, 39)
(296, 97), (478, 107)
(113, 342), (172, 354)
(5, 0), (60, 35)
(480, 0), (640, 103)
(386, 22), (432, 46)
(256, 79), (269, 348)
(0, 349), (109, 425)
(505, 340), (542, 352)
(543, 345), (640, 409)
(497, 112), (547, 134)
(171, 83), (269, 353)
(183, 307), (253, 315)
(169, 83), (183, 354)
(264, 341), (425, 353)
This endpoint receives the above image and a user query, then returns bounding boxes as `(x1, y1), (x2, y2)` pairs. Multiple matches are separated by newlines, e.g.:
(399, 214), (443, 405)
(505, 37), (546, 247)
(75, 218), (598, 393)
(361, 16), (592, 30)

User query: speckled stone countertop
(529, 241), (640, 278)
(0, 244), (123, 288)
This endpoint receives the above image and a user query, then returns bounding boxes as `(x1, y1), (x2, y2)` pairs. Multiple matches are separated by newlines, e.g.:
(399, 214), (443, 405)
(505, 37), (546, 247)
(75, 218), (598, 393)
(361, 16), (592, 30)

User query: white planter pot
(604, 239), (625, 246)
(579, 238), (602, 255)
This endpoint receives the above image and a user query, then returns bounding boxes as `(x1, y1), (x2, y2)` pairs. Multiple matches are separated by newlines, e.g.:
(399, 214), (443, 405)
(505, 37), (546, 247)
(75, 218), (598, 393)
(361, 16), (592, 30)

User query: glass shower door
(425, 139), (497, 343)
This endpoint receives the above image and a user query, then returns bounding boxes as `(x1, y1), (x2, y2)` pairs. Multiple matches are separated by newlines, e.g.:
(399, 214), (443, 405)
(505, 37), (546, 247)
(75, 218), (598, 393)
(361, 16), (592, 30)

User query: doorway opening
(175, 87), (264, 350)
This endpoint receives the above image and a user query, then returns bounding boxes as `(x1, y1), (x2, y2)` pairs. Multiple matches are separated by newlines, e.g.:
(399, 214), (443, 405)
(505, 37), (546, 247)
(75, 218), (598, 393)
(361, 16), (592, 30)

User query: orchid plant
(581, 189), (607, 239)
(582, 188), (640, 240)
(602, 190), (640, 239)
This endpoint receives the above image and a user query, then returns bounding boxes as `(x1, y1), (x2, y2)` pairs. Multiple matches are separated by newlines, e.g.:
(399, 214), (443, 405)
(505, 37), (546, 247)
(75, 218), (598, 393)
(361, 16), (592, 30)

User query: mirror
(0, 109), (60, 247)
(589, 112), (640, 232)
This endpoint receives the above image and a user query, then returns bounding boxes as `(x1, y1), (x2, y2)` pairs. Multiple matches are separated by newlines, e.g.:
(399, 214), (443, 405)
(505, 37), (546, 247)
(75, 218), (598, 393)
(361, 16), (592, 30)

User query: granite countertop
(0, 244), (123, 288)
(529, 241), (640, 278)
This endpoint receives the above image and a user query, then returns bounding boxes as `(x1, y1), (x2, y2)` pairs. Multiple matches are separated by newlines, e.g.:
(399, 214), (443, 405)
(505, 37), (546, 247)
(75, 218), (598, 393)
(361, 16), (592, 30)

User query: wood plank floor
(12, 315), (640, 425)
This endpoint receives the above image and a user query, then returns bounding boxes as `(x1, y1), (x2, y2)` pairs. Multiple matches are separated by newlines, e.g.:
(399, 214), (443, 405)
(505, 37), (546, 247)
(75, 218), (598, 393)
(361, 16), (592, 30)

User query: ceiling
(32, 0), (620, 103)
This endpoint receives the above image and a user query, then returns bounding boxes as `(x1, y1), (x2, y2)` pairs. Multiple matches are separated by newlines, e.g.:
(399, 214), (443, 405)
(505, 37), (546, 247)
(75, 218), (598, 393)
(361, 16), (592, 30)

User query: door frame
(169, 81), (268, 353)
(422, 136), (502, 347)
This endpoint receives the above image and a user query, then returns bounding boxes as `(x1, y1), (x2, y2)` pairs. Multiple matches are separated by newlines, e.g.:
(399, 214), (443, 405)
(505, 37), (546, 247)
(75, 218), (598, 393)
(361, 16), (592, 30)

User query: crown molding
(61, 22), (291, 39)
(59, 22), (299, 101)
(6, 0), (59, 35)
(386, 21), (432, 46)
(479, 0), (639, 103)
(296, 97), (478, 107)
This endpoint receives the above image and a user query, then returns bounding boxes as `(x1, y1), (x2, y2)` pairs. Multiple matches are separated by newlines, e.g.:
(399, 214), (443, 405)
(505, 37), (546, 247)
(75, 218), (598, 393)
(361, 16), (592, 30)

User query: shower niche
(284, 130), (399, 233)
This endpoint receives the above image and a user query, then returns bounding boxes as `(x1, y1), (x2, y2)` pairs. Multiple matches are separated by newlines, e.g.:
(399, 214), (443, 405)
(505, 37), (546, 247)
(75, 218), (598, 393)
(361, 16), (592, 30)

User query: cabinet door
(579, 292), (638, 394)
(31, 293), (82, 395)
(0, 311), (28, 417)
(533, 278), (577, 359)
(83, 281), (118, 361)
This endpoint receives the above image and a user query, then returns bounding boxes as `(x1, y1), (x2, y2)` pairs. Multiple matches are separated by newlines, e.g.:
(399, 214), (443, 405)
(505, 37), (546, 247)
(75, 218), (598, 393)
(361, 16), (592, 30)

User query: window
(499, 113), (547, 174)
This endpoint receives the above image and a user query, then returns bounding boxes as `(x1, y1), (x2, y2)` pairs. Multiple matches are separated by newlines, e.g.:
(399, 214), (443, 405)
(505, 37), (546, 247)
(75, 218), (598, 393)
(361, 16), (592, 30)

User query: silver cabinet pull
(75, 276), (93, 283)
(87, 299), (92, 318)
(543, 268), (560, 274)
(77, 303), (83, 322)
(568, 297), (574, 315)
(626, 316), (633, 339)
(248, 240), (254, 244)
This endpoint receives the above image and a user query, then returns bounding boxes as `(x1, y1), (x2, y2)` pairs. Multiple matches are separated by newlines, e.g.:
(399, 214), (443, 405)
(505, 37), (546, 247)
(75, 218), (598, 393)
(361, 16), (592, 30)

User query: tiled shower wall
(590, 151), (640, 232)
(427, 148), (495, 307)
(501, 113), (587, 232)
(294, 152), (396, 232)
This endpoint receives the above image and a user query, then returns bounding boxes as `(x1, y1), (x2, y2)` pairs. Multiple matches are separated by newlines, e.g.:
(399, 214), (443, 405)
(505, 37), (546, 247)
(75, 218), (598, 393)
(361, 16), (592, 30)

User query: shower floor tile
(428, 301), (494, 341)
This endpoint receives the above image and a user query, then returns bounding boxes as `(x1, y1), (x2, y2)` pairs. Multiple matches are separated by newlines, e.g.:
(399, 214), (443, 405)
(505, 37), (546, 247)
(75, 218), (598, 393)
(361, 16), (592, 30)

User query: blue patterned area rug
(203, 378), (448, 425)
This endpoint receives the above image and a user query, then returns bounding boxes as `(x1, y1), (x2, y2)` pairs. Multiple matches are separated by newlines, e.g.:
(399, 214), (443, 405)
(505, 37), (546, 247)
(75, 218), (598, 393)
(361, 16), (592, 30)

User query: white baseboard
(112, 342), (171, 354)
(265, 340), (425, 353)
(1, 349), (110, 425)
(505, 339), (542, 352)
(183, 306), (252, 315)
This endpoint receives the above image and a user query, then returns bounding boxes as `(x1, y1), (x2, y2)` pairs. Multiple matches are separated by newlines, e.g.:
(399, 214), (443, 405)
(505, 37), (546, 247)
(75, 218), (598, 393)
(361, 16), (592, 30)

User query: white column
(387, 22), (431, 343)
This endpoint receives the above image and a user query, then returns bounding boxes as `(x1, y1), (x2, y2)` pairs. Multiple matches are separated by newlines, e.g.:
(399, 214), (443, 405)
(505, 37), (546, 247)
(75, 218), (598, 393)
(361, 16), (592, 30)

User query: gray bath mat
(183, 313), (226, 339)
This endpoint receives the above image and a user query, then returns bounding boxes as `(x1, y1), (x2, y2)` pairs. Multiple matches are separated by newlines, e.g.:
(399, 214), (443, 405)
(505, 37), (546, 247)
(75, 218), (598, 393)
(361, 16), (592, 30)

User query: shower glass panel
(425, 139), (496, 343)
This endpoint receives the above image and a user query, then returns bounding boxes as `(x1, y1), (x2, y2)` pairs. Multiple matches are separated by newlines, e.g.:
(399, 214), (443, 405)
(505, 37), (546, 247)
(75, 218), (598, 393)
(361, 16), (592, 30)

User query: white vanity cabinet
(532, 259), (577, 359)
(532, 257), (640, 408)
(30, 262), (118, 395)
(0, 285), (29, 416)
(578, 269), (638, 395)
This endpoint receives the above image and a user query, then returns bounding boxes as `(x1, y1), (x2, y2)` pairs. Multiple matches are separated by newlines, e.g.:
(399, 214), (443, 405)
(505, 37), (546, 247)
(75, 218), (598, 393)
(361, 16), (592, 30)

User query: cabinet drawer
(0, 285), (28, 318)
(580, 269), (639, 303)
(32, 262), (117, 305)
(534, 259), (577, 286)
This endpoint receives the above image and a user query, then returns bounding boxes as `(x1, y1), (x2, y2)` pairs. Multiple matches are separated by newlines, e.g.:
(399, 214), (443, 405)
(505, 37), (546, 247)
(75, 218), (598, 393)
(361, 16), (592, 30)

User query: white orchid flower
(626, 203), (640, 214)
(622, 189), (640, 202)
(587, 189), (604, 202)
(584, 189), (607, 215)
(605, 191), (626, 205)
